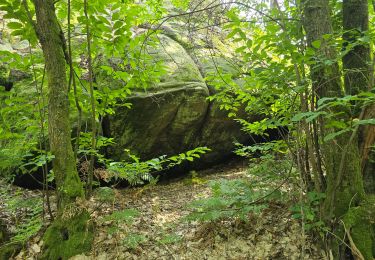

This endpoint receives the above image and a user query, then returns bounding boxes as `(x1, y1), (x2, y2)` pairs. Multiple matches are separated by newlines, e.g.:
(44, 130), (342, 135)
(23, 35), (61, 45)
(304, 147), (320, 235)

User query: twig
(84, 0), (97, 197)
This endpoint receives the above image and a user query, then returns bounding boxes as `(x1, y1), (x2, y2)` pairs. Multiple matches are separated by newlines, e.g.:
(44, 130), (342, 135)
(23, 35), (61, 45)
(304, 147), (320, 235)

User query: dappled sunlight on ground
(6, 159), (323, 259)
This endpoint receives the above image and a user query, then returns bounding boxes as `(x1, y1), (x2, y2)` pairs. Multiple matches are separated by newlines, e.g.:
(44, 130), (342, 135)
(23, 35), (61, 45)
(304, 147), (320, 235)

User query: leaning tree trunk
(302, 0), (374, 259)
(31, 0), (93, 258)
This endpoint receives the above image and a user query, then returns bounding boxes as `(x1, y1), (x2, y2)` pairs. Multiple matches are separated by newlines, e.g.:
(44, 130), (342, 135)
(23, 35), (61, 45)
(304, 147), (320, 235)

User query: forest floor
(2, 159), (324, 260)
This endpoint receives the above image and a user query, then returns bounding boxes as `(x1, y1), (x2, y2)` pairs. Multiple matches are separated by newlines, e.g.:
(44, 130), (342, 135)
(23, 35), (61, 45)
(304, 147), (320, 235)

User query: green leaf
(353, 119), (375, 126)
(246, 39), (253, 48)
(7, 21), (23, 30)
(311, 40), (321, 49)
(235, 46), (247, 53)
(292, 111), (325, 122)
(317, 97), (336, 106)
(324, 129), (351, 142)
(227, 28), (241, 39)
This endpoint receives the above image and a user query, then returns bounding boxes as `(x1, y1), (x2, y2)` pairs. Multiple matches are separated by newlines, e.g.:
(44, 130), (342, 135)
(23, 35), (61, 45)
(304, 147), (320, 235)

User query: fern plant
(0, 187), (43, 245)
(78, 139), (211, 186)
(101, 209), (147, 249)
(185, 179), (271, 222)
(185, 155), (294, 223)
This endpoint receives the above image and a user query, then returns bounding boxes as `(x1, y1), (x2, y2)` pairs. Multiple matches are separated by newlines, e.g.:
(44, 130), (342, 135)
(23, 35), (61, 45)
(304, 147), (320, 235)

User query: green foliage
(0, 186), (43, 244)
(292, 91), (375, 142)
(247, 155), (295, 185)
(95, 186), (116, 203)
(183, 170), (207, 185)
(158, 233), (182, 245)
(102, 209), (147, 249)
(0, 0), (38, 44)
(0, 0), (208, 188)
(1, 0), (172, 186)
(122, 233), (147, 249)
(20, 150), (54, 174)
(104, 209), (140, 224)
(0, 242), (22, 260)
(185, 179), (270, 222)
(1, 0), (373, 256)
(76, 136), (210, 187)
(11, 211), (41, 244)
(0, 84), (42, 179)
(290, 192), (326, 232)
(95, 146), (210, 186)
(203, 4), (298, 141)
(171, 0), (190, 10)
(235, 140), (288, 158)
(185, 155), (294, 223)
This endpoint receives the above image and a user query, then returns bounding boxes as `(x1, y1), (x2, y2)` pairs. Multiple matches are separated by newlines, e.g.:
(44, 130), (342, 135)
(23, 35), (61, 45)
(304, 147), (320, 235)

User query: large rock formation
(106, 34), (251, 165)
(0, 26), (252, 171)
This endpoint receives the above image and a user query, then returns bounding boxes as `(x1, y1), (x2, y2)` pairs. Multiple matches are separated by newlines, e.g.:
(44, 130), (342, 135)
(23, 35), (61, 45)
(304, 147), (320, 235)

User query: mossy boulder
(148, 34), (204, 85)
(110, 83), (210, 161)
(107, 35), (250, 165)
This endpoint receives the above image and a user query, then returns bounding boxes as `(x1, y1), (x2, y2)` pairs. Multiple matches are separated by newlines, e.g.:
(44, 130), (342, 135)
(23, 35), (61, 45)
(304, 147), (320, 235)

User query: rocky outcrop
(106, 34), (250, 165)
(0, 26), (251, 169)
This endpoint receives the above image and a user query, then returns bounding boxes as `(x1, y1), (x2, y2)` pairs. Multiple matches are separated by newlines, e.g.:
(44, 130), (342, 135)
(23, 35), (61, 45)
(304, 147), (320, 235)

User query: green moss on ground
(41, 211), (93, 260)
(0, 242), (22, 260)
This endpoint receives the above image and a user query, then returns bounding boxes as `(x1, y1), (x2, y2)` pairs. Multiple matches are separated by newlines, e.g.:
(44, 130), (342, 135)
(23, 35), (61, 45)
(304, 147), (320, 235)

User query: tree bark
(302, 0), (342, 99)
(342, 1), (375, 194)
(342, 0), (369, 97)
(302, 0), (374, 259)
(343, 0), (375, 195)
(31, 0), (93, 258)
(358, 1), (375, 195)
(32, 0), (83, 209)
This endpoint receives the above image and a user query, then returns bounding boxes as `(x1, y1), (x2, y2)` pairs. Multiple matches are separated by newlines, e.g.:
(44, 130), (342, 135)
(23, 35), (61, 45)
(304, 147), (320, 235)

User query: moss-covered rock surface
(108, 34), (251, 165)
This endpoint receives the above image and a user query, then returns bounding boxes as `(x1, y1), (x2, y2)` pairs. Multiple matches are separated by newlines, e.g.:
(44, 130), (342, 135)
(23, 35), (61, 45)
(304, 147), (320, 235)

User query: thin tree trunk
(84, 0), (97, 197)
(31, 0), (93, 258)
(32, 0), (83, 209)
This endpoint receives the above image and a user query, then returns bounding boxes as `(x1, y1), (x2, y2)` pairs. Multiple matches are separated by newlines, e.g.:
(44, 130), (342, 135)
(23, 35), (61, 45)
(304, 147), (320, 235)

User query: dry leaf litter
(1, 160), (324, 259)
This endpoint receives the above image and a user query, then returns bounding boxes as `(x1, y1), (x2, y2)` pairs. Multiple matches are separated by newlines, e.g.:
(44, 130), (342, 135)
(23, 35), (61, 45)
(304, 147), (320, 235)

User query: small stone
(31, 243), (40, 253)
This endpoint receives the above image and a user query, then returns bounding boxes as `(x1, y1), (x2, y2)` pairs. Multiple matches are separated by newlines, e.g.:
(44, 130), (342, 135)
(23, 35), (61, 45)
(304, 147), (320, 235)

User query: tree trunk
(343, 0), (375, 195)
(342, 0), (369, 97)
(32, 0), (82, 210)
(302, 0), (374, 259)
(31, 0), (93, 258)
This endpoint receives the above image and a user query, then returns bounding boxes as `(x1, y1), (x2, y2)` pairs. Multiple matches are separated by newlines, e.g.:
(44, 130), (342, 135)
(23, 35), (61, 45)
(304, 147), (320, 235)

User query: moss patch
(343, 196), (375, 260)
(41, 211), (93, 260)
(0, 242), (22, 260)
